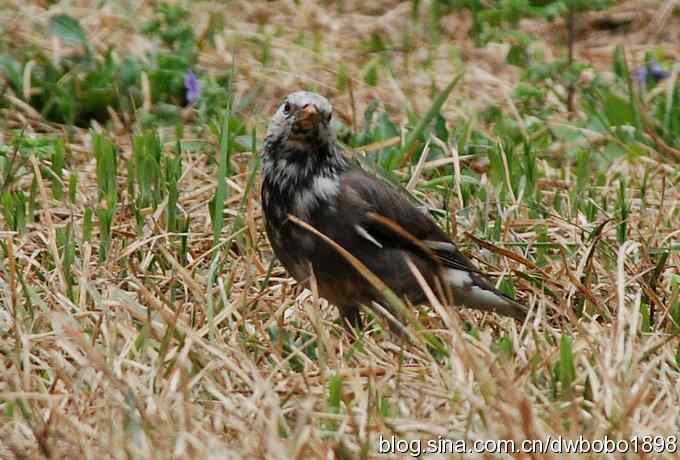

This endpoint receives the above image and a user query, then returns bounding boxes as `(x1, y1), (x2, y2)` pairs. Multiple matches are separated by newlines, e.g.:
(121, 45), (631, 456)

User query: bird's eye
(283, 102), (291, 114)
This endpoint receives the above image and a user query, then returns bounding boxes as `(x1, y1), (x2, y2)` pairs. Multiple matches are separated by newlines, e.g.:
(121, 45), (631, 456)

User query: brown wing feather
(340, 166), (479, 272)
(328, 164), (527, 321)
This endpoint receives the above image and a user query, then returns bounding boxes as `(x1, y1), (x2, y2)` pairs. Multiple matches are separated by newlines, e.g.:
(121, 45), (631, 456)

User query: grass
(1, 0), (680, 458)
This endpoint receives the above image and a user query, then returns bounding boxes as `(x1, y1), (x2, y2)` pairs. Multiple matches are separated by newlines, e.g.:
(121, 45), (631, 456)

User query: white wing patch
(425, 240), (457, 252)
(444, 268), (472, 288)
(355, 225), (383, 248)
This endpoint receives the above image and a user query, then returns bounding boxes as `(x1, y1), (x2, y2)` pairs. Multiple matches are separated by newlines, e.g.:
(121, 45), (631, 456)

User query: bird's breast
(261, 170), (343, 282)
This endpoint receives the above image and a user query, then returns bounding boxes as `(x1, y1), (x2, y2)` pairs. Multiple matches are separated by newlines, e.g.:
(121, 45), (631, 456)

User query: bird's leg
(338, 304), (363, 333)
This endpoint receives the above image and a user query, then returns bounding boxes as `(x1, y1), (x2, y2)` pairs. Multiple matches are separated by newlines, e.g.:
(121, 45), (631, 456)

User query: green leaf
(602, 92), (635, 127)
(559, 333), (576, 398)
(52, 139), (65, 201)
(363, 60), (379, 87)
(670, 281), (680, 333)
(327, 374), (343, 413)
(378, 395), (393, 418)
(68, 173), (78, 205)
(83, 207), (92, 243)
(48, 14), (88, 46)
(575, 149), (589, 193)
(506, 44), (528, 67)
(399, 72), (464, 166)
(640, 303), (651, 333)
(496, 336), (514, 360)
(212, 112), (231, 242)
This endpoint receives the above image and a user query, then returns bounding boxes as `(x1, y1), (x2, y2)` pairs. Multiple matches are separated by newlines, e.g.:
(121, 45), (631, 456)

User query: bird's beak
(298, 104), (320, 130)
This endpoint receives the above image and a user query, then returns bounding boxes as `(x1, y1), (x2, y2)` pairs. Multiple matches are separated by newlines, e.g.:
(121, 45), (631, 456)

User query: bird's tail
(484, 294), (528, 321)
(444, 269), (528, 321)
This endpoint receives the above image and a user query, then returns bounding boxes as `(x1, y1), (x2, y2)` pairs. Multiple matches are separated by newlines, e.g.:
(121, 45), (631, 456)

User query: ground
(1, 1), (679, 459)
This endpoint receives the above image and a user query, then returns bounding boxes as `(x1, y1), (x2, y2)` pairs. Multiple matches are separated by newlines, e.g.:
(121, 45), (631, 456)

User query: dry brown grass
(2, 1), (680, 458)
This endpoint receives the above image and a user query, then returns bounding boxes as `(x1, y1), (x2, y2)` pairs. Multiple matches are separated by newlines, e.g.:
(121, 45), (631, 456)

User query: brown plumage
(261, 91), (527, 329)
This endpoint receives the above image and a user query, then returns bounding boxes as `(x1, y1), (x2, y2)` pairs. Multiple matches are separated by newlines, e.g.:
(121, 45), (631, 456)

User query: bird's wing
(336, 165), (527, 321)
(338, 166), (479, 273)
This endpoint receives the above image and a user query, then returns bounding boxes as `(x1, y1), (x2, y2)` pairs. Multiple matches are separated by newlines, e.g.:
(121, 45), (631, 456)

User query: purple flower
(184, 70), (201, 103)
(647, 59), (668, 81)
(635, 59), (669, 85)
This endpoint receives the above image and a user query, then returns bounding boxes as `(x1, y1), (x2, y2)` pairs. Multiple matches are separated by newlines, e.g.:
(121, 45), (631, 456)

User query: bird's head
(265, 91), (335, 156)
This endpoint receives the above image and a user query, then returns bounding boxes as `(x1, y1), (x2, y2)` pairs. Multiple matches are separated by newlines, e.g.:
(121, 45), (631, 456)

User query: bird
(261, 91), (527, 331)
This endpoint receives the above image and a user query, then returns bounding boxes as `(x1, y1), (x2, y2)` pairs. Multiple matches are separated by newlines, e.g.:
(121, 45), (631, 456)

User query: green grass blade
(398, 72), (464, 168)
